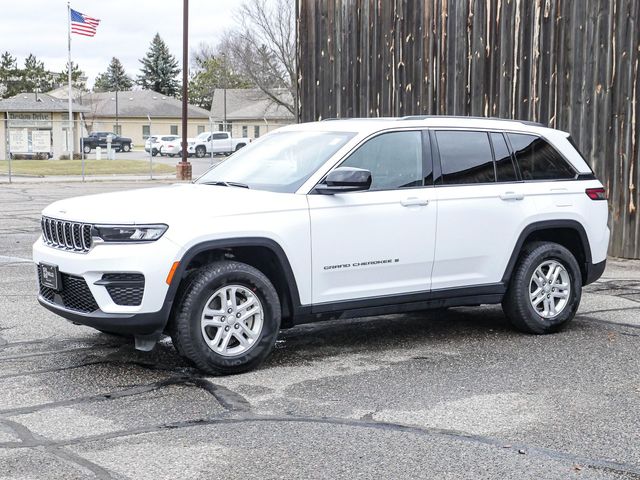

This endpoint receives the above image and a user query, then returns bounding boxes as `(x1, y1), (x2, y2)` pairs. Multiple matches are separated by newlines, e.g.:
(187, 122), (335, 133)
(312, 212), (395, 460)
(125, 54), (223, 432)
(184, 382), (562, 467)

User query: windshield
(195, 132), (210, 141)
(196, 130), (355, 193)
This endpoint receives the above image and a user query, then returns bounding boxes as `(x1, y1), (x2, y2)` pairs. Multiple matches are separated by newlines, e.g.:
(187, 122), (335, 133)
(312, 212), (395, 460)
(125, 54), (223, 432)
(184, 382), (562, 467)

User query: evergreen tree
(188, 55), (250, 109)
(93, 57), (133, 92)
(0, 51), (18, 98)
(137, 33), (180, 96)
(59, 61), (87, 91)
(22, 53), (53, 93)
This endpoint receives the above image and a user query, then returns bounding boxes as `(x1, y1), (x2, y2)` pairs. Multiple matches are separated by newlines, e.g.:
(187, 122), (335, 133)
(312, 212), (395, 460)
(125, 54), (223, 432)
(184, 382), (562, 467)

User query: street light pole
(177, 0), (192, 180)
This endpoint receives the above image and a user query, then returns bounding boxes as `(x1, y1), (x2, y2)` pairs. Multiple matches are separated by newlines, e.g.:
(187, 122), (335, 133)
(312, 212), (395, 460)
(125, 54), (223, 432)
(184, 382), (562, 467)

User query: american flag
(70, 8), (100, 37)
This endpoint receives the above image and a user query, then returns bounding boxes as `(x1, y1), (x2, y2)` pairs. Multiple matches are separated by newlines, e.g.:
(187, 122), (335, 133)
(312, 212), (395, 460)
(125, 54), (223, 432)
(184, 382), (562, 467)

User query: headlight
(93, 224), (168, 243)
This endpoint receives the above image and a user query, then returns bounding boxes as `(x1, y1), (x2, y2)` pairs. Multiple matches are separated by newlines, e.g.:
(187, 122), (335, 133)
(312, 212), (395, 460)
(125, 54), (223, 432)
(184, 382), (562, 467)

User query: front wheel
(169, 261), (281, 375)
(195, 146), (206, 158)
(502, 241), (582, 334)
(121, 143), (131, 152)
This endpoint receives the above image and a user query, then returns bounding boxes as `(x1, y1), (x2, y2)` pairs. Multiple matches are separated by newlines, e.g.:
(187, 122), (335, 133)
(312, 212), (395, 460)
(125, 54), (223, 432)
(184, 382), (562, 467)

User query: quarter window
(436, 131), (495, 184)
(507, 134), (575, 180)
(491, 132), (518, 182)
(340, 131), (423, 191)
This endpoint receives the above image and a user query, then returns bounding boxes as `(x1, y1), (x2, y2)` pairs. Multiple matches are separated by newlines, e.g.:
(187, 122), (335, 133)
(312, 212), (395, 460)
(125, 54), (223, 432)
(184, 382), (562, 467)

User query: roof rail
(398, 115), (546, 128)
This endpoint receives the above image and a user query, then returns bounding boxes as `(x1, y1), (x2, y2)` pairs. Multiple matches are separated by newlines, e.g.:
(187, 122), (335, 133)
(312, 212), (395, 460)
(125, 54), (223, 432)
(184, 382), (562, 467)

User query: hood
(42, 183), (304, 225)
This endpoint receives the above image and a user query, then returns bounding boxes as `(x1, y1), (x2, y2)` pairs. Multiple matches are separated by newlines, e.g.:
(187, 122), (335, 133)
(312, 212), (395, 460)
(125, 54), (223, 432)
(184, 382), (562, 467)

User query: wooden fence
(297, 0), (640, 258)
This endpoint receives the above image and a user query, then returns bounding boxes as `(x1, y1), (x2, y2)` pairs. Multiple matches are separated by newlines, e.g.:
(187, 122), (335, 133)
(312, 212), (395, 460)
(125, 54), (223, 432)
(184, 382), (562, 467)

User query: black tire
(195, 146), (206, 158)
(170, 261), (281, 375)
(83, 144), (91, 154)
(152, 148), (158, 156)
(235, 143), (246, 151)
(502, 241), (582, 334)
(121, 143), (131, 152)
(168, 153), (175, 158)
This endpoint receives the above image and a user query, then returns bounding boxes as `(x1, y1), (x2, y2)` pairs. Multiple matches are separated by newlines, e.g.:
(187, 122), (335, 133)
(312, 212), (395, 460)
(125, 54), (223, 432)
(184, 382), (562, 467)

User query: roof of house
(47, 86), (85, 101)
(83, 90), (211, 119)
(210, 88), (295, 121)
(0, 93), (90, 113)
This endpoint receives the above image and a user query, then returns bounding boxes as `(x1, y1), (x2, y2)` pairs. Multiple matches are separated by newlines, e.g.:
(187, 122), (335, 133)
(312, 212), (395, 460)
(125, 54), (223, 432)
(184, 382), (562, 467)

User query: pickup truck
(82, 132), (133, 154)
(187, 131), (250, 157)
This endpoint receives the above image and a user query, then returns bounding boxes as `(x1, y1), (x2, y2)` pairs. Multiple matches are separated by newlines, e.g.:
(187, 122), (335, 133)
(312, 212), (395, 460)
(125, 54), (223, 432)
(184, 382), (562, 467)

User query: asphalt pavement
(0, 181), (639, 479)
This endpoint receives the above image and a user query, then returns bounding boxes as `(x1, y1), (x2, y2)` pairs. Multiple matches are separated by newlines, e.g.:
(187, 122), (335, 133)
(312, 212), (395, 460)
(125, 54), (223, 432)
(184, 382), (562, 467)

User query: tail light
(167, 144), (174, 148)
(585, 187), (607, 200)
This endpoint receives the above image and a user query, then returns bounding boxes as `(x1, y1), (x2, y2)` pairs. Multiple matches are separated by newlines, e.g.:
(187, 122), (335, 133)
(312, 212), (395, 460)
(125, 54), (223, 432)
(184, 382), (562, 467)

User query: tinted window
(507, 134), (575, 180)
(436, 131), (495, 184)
(491, 132), (517, 182)
(341, 131), (423, 191)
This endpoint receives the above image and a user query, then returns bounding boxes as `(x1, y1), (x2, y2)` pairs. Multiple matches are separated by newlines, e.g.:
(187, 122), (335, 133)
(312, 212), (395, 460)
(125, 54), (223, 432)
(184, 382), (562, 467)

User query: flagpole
(67, 2), (74, 162)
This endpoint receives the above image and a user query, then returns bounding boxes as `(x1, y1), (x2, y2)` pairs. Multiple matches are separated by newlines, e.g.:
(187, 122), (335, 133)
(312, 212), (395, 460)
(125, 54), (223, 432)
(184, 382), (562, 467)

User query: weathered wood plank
(297, 0), (640, 258)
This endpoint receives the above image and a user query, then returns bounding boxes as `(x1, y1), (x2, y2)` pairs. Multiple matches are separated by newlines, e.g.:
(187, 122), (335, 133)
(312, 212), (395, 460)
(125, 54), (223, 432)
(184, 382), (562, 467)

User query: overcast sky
(1, 0), (244, 87)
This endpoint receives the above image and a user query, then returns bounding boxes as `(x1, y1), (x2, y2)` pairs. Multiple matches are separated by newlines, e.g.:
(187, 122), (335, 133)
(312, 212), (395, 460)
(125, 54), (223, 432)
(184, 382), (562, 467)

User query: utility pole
(176, 0), (192, 181)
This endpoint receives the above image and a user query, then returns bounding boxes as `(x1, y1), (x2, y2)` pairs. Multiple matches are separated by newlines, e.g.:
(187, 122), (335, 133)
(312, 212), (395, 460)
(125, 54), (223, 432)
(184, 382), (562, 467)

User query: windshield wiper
(202, 181), (250, 189)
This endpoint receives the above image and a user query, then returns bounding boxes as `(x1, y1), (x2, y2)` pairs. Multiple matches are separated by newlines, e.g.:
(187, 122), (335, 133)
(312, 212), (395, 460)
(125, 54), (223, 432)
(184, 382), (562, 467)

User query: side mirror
(315, 167), (372, 195)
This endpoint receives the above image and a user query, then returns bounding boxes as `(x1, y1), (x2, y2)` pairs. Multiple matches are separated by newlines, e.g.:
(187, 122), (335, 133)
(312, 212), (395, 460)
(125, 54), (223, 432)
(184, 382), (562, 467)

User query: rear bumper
(38, 295), (168, 335)
(585, 259), (606, 285)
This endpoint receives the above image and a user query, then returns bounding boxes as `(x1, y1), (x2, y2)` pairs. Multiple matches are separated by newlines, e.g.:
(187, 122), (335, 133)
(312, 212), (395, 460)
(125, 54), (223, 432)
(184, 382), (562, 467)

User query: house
(81, 90), (212, 147)
(210, 88), (295, 139)
(0, 93), (88, 159)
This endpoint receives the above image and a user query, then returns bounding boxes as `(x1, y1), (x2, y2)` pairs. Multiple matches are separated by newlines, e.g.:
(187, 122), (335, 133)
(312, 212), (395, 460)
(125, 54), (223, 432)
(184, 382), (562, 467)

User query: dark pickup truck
(82, 132), (133, 153)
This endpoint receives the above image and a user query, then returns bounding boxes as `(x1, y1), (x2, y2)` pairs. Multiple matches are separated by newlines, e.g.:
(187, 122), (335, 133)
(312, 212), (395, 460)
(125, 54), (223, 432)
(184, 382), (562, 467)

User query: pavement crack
(189, 378), (252, 412)
(0, 419), (122, 479)
(2, 413), (639, 478)
(0, 376), (191, 417)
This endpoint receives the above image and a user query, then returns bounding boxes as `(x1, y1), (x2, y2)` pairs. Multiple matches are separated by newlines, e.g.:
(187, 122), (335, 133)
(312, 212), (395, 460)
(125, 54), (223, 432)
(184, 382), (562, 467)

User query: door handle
(499, 192), (524, 201)
(400, 197), (429, 207)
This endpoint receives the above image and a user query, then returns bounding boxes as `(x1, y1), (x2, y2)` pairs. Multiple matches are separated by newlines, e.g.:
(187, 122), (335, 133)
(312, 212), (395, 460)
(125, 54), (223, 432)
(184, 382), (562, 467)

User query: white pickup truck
(187, 131), (250, 157)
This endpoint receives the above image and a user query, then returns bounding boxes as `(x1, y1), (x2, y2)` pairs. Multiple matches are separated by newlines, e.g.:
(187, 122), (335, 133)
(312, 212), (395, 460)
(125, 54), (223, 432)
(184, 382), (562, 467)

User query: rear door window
(507, 134), (575, 180)
(435, 131), (495, 184)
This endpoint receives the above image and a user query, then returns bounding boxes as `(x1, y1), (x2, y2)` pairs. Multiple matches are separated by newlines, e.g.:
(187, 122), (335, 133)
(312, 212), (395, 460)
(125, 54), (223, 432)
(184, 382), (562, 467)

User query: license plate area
(40, 263), (60, 291)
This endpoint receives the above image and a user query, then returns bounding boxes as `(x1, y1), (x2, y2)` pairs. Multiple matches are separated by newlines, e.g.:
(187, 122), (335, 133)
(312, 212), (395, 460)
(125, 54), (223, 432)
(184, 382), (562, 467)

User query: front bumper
(33, 235), (183, 334)
(38, 295), (168, 335)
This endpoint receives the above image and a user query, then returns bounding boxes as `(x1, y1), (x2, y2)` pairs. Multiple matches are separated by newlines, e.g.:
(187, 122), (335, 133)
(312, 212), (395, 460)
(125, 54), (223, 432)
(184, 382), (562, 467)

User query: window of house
(113, 125), (122, 136)
(436, 131), (495, 184)
(142, 125), (150, 139)
(170, 125), (178, 135)
(197, 125), (205, 134)
(491, 132), (518, 182)
(254, 126), (260, 138)
(507, 133), (575, 180)
(242, 126), (248, 137)
(340, 131), (423, 191)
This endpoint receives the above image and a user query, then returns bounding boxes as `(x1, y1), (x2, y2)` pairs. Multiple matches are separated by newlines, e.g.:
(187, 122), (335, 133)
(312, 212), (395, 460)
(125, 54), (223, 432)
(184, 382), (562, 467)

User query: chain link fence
(0, 116), (283, 182)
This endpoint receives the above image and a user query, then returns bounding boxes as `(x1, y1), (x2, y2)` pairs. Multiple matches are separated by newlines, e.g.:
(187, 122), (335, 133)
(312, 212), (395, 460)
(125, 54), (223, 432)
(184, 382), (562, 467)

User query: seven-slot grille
(41, 217), (92, 252)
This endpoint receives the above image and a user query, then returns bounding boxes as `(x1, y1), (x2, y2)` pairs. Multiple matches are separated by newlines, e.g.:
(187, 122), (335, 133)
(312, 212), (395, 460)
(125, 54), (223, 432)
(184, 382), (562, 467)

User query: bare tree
(218, 0), (297, 117)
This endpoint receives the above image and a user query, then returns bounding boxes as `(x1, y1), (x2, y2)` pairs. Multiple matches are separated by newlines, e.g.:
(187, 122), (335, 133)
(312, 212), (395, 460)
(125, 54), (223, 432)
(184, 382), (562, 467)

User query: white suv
(33, 117), (609, 374)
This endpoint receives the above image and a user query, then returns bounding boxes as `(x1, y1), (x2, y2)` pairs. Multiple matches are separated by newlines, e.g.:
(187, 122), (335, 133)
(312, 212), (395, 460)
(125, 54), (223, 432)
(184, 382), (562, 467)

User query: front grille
(41, 217), (92, 252)
(38, 265), (99, 313)
(102, 273), (145, 306)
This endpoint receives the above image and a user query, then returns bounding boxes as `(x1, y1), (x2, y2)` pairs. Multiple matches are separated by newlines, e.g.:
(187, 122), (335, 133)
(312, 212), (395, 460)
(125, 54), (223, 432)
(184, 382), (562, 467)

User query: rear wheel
(502, 241), (582, 334)
(170, 261), (281, 375)
(83, 144), (91, 154)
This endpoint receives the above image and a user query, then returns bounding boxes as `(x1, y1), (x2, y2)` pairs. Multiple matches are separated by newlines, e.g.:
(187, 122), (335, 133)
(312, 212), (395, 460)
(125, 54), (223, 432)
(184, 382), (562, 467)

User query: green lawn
(0, 159), (174, 176)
